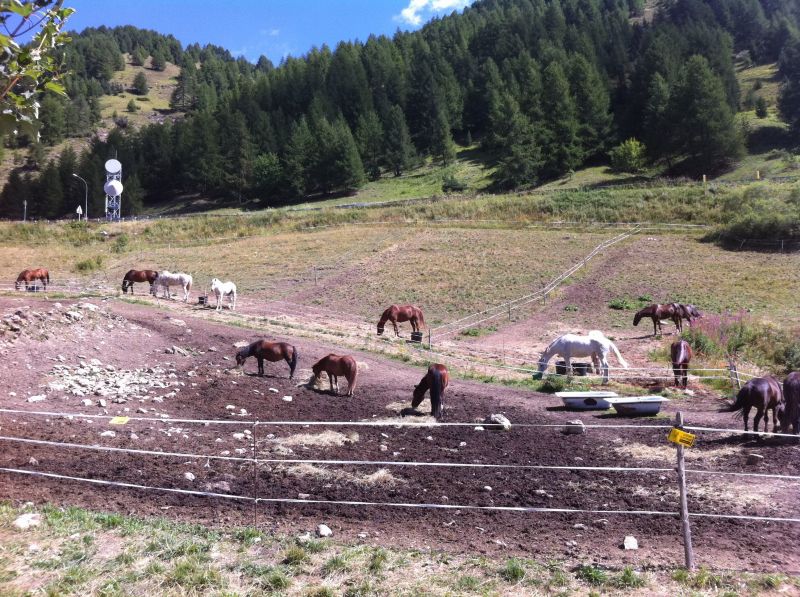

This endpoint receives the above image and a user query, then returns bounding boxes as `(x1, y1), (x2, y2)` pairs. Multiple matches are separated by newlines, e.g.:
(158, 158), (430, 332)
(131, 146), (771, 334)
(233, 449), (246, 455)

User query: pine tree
(778, 37), (800, 132)
(123, 173), (144, 215)
(431, 106), (456, 165)
(491, 95), (542, 190)
(171, 62), (198, 111)
(568, 55), (612, 161)
(130, 47), (147, 66)
(642, 73), (671, 159)
(151, 50), (167, 71)
(539, 61), (582, 179)
(252, 153), (284, 200)
(39, 94), (66, 145)
(384, 105), (414, 176)
(285, 117), (315, 196)
(0, 170), (27, 219)
(669, 55), (744, 170)
(38, 161), (63, 218)
(355, 111), (384, 180)
(332, 118), (365, 191)
(133, 71), (149, 95)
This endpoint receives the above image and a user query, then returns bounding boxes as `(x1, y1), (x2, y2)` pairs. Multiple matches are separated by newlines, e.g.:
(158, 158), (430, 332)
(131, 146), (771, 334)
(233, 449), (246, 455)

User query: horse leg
(601, 355), (610, 384)
(257, 357), (264, 376)
(682, 364), (689, 388)
(772, 407), (779, 433)
(753, 408), (763, 435)
(347, 373), (356, 397)
(393, 320), (399, 337)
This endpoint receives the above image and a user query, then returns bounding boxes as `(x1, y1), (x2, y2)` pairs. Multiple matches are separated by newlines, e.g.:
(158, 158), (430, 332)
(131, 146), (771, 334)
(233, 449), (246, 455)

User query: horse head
(312, 361), (322, 379)
(633, 311), (642, 326)
(235, 347), (248, 367)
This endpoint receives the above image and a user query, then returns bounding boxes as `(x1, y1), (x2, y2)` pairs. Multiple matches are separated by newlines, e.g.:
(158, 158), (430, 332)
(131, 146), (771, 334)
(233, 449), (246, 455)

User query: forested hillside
(1, 0), (799, 219)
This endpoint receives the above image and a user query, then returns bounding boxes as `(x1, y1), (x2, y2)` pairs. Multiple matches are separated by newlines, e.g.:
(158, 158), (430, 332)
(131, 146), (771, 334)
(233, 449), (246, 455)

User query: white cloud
(395, 0), (473, 26)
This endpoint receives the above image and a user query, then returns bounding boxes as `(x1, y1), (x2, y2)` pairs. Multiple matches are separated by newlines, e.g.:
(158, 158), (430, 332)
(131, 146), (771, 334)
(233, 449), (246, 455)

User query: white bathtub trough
(556, 391), (619, 410)
(609, 395), (670, 416)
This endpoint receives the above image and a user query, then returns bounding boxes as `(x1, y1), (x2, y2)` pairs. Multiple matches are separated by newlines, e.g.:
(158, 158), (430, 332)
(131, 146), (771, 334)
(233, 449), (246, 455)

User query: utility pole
(72, 173), (88, 220)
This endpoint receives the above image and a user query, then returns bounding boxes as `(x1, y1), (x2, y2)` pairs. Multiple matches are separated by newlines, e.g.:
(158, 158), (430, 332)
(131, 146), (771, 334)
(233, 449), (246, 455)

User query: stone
(100, 430), (116, 438)
(483, 486), (492, 492)
(184, 472), (196, 481)
(483, 414), (511, 431)
(81, 399), (93, 407)
(269, 388), (279, 393)
(12, 513), (41, 530)
(747, 453), (764, 465)
(573, 523), (587, 530)
(282, 396), (292, 402)
(28, 457), (38, 466)
(65, 311), (83, 321)
(298, 493), (310, 499)
(623, 536), (638, 550)
(27, 395), (45, 403)
(317, 524), (333, 538)
(225, 405), (236, 410)
(206, 481), (230, 492)
(232, 433), (246, 440)
(563, 420), (586, 435)
(98, 399), (107, 408)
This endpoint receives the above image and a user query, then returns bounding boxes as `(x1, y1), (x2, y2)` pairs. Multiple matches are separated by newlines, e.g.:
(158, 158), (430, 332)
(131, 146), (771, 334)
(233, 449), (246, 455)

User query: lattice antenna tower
(104, 159), (123, 221)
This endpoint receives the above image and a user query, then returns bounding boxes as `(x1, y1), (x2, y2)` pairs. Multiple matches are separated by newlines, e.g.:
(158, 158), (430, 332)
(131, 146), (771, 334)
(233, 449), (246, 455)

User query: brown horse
(779, 372), (800, 435)
(377, 304), (426, 337)
(728, 376), (783, 433)
(236, 340), (299, 379)
(676, 303), (702, 327)
(121, 269), (158, 295)
(15, 268), (49, 291)
(412, 363), (449, 420)
(670, 340), (693, 388)
(312, 354), (358, 396)
(633, 303), (682, 336)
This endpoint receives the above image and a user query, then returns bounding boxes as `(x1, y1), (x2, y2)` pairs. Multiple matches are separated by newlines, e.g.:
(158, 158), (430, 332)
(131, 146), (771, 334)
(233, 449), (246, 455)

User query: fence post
(252, 421), (258, 528)
(314, 266), (318, 286)
(675, 411), (695, 571)
(427, 329), (432, 350)
(727, 357), (741, 394)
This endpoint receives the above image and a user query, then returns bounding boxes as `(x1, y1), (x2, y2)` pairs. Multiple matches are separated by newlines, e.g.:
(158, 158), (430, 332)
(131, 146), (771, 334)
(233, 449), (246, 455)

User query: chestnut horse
(670, 339), (693, 388)
(312, 354), (358, 396)
(15, 268), (49, 291)
(728, 376), (783, 433)
(779, 372), (800, 435)
(377, 304), (426, 337)
(412, 364), (449, 420)
(121, 269), (158, 295)
(236, 340), (298, 379)
(633, 303), (682, 335)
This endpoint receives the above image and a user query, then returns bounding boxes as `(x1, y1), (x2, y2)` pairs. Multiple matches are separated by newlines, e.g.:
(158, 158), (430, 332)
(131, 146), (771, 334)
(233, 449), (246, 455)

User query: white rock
(98, 399), (107, 407)
(27, 395), (45, 403)
(747, 453), (764, 465)
(474, 426), (484, 431)
(184, 472), (195, 481)
(317, 524), (333, 538)
(563, 420), (586, 435)
(483, 414), (511, 431)
(269, 388), (279, 393)
(574, 523), (587, 530)
(13, 513), (41, 530)
(225, 405), (236, 410)
(8, 392), (16, 397)
(65, 311), (83, 321)
(379, 444), (388, 452)
(483, 486), (492, 492)
(459, 442), (467, 447)
(282, 396), (292, 402)
(100, 430), (116, 438)
(232, 433), (246, 440)
(623, 536), (638, 550)
(81, 399), (93, 407)
(28, 457), (38, 466)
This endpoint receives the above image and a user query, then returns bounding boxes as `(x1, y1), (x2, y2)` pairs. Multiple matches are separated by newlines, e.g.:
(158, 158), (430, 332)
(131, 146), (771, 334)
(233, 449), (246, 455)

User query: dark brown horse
(236, 340), (298, 379)
(412, 363), (449, 420)
(670, 340), (693, 388)
(15, 268), (49, 291)
(676, 303), (702, 327)
(728, 376), (783, 433)
(121, 269), (158, 295)
(312, 354), (358, 396)
(377, 304), (426, 337)
(633, 303), (682, 335)
(779, 372), (800, 435)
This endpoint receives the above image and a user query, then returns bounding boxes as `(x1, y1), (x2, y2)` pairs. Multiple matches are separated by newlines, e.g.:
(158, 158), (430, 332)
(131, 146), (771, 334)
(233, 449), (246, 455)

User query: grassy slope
(1, 503), (795, 597)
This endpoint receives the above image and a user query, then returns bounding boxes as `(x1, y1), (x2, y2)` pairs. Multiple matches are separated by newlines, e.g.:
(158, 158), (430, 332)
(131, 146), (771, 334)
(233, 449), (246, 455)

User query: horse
(377, 304), (426, 337)
(412, 364), (449, 420)
(312, 354), (359, 396)
(779, 372), (800, 435)
(121, 269), (158, 295)
(236, 340), (298, 379)
(633, 303), (682, 336)
(670, 339), (693, 388)
(152, 271), (193, 302)
(728, 376), (783, 433)
(15, 268), (49, 291)
(676, 303), (702, 327)
(210, 278), (237, 311)
(534, 330), (629, 384)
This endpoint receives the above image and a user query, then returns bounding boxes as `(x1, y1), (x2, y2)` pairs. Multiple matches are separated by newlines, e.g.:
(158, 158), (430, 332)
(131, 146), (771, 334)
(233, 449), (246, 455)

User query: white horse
(534, 330), (629, 384)
(210, 278), (236, 311)
(152, 271), (193, 302)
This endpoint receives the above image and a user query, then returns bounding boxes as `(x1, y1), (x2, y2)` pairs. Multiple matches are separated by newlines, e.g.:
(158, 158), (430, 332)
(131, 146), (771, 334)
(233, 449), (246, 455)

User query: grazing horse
(633, 303), (682, 336)
(412, 364), (449, 420)
(779, 372), (800, 435)
(670, 339), (693, 388)
(676, 304), (702, 327)
(152, 271), (193, 302)
(121, 269), (158, 295)
(312, 354), (359, 396)
(377, 304), (426, 337)
(210, 278), (237, 311)
(236, 340), (298, 379)
(728, 376), (783, 433)
(534, 330), (629, 384)
(15, 268), (49, 291)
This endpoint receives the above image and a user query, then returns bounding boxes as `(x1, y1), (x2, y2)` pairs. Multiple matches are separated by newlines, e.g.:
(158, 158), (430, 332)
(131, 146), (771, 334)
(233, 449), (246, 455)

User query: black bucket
(410, 331), (423, 343)
(198, 295), (208, 306)
(555, 360), (592, 376)
(26, 286), (40, 292)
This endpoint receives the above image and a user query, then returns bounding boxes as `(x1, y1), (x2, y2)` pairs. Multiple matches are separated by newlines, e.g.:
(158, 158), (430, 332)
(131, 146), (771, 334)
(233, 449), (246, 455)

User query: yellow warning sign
(668, 427), (696, 447)
(109, 416), (130, 425)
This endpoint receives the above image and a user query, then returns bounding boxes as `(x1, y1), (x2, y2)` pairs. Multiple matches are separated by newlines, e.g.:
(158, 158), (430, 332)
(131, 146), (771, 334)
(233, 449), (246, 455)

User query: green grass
(500, 557), (526, 583)
(575, 565), (608, 586)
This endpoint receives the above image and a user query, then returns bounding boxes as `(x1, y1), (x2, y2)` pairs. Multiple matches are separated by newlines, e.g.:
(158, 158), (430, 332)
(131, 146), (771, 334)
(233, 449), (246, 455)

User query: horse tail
(727, 385), (748, 415)
(289, 345), (298, 378)
(608, 340), (628, 369)
(186, 276), (193, 292)
(430, 367), (443, 420)
(783, 374), (800, 427)
(417, 307), (426, 330)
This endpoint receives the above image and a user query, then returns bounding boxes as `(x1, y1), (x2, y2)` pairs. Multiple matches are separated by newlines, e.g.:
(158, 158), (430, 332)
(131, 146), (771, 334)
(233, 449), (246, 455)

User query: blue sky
(66, 0), (475, 64)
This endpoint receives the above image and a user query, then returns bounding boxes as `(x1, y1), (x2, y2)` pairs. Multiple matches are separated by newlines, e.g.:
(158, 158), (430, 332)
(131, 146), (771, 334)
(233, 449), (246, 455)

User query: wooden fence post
(675, 411), (695, 571)
(427, 329), (432, 350)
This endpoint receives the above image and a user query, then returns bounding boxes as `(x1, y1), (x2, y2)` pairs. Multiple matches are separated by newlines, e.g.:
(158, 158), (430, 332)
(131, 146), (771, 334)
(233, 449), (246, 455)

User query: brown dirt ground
(0, 296), (799, 574)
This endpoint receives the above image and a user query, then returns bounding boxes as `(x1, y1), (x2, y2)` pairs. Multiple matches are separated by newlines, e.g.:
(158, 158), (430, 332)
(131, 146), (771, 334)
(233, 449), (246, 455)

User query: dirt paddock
(0, 296), (798, 573)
